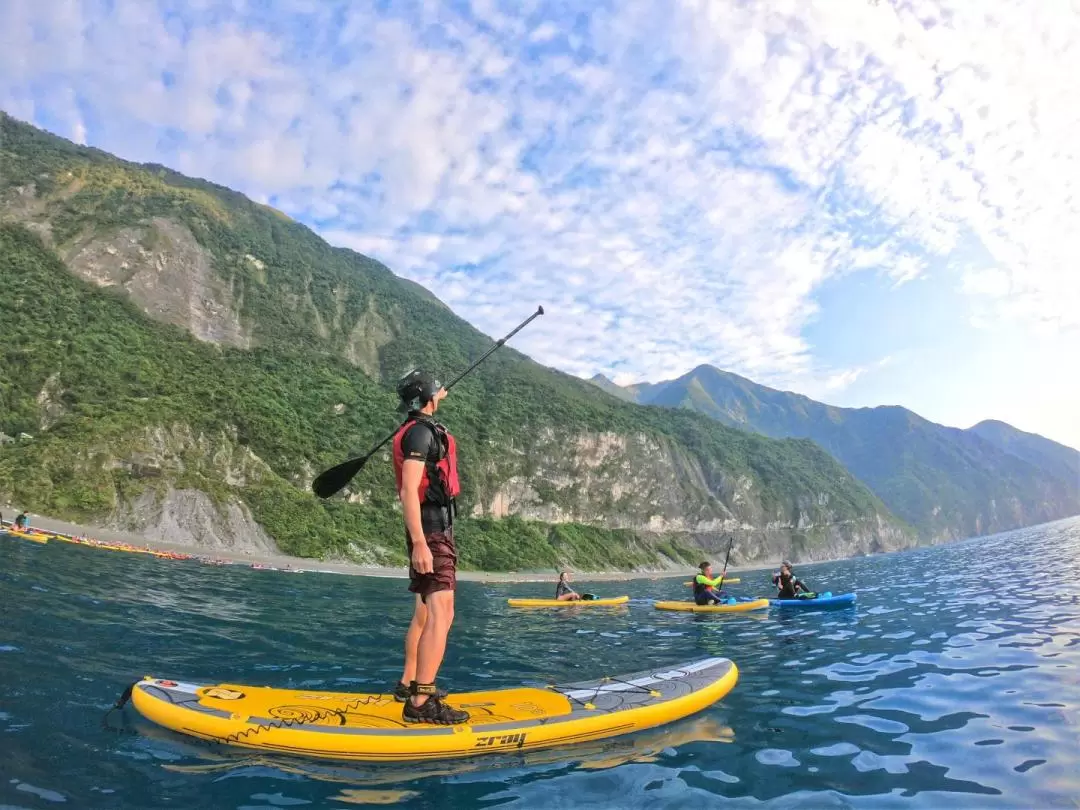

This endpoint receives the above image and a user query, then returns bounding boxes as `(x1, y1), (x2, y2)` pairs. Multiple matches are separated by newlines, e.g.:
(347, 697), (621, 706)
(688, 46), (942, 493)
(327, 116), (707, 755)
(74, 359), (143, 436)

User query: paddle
(716, 535), (734, 593)
(311, 306), (545, 499)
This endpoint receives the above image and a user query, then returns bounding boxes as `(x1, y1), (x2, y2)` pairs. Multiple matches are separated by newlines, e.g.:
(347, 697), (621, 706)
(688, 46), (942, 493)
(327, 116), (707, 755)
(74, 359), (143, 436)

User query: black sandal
(401, 682), (469, 725)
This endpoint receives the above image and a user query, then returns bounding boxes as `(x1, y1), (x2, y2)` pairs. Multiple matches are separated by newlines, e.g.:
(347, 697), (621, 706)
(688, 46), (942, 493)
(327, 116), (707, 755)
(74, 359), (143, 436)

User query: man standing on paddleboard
(390, 370), (469, 725)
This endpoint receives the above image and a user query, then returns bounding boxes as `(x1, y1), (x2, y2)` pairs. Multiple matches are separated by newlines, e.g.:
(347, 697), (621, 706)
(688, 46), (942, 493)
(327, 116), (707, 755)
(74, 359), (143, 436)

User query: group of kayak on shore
(1, 510), (247, 568)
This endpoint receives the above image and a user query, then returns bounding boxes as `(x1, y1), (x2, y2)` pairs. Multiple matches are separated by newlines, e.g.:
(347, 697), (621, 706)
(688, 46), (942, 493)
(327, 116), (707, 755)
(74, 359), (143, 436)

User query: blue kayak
(770, 592), (856, 609)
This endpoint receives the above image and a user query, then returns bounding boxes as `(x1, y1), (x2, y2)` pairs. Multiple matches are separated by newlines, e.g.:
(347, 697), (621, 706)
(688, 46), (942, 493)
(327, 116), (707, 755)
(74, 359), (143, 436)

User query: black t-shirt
(400, 421), (440, 465)
(400, 419), (449, 528)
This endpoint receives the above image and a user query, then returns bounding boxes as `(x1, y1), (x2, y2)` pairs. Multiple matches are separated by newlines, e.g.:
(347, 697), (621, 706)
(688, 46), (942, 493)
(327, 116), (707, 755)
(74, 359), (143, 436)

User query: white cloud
(0, 0), (1076, 409)
(962, 268), (1012, 299)
(529, 23), (560, 43)
(670, 0), (1080, 336)
(824, 368), (864, 392)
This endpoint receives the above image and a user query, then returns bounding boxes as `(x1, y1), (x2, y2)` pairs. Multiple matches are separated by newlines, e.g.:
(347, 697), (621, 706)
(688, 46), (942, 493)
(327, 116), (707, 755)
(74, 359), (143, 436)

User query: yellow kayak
(654, 598), (769, 613)
(129, 657), (739, 762)
(5, 529), (50, 544)
(683, 578), (739, 585)
(507, 596), (630, 608)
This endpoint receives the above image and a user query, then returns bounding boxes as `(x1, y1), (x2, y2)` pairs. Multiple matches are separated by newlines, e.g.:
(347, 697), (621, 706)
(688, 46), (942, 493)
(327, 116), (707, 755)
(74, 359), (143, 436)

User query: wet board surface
(654, 598), (769, 613)
(507, 596), (629, 608)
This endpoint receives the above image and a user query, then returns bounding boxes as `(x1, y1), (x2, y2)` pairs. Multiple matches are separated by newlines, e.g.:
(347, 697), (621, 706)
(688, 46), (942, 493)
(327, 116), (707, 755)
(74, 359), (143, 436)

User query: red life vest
(391, 417), (460, 507)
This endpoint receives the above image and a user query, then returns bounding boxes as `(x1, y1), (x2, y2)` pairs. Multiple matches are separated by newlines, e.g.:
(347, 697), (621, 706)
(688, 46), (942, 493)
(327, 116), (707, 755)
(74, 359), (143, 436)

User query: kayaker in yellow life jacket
(693, 561), (729, 605)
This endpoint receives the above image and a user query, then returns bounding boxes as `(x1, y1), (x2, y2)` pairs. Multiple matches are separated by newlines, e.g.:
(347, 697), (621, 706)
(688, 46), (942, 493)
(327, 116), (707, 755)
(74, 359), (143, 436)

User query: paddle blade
(311, 455), (369, 499)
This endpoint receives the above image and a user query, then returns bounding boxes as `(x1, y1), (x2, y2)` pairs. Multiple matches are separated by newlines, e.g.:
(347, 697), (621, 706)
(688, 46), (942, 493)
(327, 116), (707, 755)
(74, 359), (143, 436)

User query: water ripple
(1, 517), (1078, 808)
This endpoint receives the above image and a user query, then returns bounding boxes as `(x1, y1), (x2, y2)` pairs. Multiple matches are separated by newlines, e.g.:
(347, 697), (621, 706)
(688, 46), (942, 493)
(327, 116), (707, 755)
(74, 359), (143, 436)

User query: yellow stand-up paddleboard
(654, 599), (769, 613)
(507, 595), (629, 608)
(129, 657), (738, 762)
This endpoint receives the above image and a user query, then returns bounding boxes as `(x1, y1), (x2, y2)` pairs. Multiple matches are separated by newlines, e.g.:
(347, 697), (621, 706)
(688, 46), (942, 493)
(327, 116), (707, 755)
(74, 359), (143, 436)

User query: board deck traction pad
(130, 656), (738, 762)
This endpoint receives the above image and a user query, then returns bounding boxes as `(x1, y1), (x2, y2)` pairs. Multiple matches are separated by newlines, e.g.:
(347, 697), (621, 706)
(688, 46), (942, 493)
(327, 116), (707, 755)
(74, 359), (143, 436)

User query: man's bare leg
(400, 594), (426, 687)
(410, 590), (455, 707)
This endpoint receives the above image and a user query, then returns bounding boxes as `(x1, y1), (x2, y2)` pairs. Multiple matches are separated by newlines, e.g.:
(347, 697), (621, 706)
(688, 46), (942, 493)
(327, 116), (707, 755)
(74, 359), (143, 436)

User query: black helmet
(396, 369), (443, 412)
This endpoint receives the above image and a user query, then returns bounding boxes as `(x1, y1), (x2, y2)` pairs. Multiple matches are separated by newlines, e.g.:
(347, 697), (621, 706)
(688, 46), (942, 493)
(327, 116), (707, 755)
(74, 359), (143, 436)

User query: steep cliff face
(464, 426), (912, 565)
(3, 420), (278, 552)
(62, 217), (253, 349)
(109, 487), (276, 554)
(0, 113), (918, 569)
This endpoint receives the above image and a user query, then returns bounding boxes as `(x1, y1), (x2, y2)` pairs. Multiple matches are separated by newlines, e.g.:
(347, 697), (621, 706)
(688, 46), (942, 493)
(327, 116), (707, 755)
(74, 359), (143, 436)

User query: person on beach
(390, 369), (469, 725)
(555, 570), (582, 601)
(14, 511), (29, 531)
(693, 561), (729, 605)
(772, 561), (812, 599)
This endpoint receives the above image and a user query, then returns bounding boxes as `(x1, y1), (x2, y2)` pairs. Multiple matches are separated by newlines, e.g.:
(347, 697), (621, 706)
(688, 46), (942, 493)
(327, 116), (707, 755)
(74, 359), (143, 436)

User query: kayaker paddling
(693, 561), (729, 605)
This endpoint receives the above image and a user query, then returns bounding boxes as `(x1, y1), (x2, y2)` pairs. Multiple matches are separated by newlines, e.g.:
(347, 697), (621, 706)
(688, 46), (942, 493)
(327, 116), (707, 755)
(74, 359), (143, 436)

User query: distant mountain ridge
(968, 419), (1080, 487)
(591, 365), (1080, 541)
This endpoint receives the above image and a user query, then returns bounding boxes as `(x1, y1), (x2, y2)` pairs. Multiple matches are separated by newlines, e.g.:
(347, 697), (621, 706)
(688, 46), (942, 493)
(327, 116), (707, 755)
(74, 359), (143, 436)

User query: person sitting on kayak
(693, 562), (728, 605)
(555, 571), (582, 601)
(772, 561), (811, 599)
(14, 512), (28, 531)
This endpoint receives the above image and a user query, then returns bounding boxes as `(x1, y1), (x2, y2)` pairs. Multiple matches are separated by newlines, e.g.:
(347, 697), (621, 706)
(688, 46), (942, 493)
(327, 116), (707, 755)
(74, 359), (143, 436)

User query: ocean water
(1, 517), (1078, 809)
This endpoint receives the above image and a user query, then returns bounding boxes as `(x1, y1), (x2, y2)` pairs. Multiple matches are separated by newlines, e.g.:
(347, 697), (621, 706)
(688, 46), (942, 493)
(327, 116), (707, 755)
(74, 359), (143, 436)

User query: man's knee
(425, 590), (456, 627)
(412, 594), (428, 621)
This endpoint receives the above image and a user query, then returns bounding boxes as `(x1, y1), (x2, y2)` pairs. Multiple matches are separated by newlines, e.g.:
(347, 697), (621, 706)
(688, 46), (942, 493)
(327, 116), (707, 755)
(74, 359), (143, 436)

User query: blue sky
(2, 0), (1077, 449)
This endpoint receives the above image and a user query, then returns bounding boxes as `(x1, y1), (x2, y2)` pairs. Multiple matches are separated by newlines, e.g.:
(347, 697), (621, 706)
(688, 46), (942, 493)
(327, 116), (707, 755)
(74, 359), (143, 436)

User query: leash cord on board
(102, 679), (393, 746)
(101, 680), (140, 734)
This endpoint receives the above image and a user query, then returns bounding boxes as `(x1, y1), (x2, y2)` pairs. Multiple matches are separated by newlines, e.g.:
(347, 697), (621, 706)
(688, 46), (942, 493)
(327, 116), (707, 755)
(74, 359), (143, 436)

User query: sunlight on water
(1, 517), (1078, 808)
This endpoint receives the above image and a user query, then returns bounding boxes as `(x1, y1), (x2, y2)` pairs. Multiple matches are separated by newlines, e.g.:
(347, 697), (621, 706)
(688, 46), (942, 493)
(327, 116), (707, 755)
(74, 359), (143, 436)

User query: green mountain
(0, 112), (915, 570)
(592, 366), (1080, 540)
(968, 420), (1080, 487)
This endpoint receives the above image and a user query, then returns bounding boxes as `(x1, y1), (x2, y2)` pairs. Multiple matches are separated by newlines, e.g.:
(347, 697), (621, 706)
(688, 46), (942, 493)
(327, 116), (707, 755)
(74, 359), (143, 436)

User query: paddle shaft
(717, 535), (733, 592)
(443, 306), (544, 391)
(312, 306), (545, 499)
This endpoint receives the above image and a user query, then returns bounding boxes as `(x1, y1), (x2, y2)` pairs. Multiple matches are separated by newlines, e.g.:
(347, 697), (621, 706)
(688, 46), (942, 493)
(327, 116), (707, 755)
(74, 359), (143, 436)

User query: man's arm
(400, 460), (434, 574)
(398, 424), (436, 539)
(400, 460), (426, 543)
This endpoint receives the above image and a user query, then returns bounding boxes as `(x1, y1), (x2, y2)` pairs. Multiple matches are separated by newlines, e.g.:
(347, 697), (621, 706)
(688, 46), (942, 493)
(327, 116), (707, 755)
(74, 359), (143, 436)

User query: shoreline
(1, 507), (781, 583)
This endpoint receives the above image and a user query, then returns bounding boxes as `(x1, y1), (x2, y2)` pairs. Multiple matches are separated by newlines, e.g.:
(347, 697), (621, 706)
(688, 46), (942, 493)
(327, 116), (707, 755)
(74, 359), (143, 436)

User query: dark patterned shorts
(406, 529), (457, 601)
